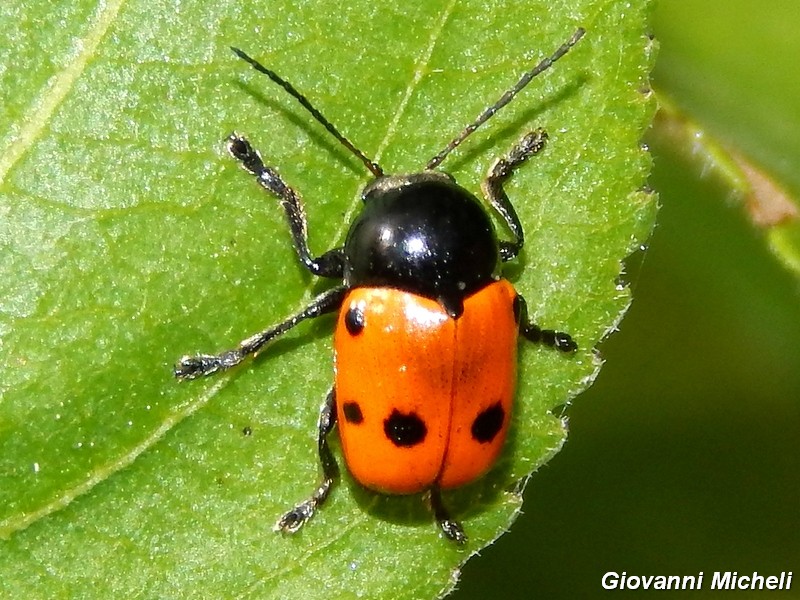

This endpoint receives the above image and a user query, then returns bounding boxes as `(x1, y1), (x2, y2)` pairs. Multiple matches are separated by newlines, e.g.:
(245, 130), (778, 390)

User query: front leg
(175, 286), (347, 379)
(227, 133), (344, 278)
(481, 129), (549, 262)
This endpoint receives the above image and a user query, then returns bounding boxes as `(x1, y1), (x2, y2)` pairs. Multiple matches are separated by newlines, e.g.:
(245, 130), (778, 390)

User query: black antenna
(426, 27), (585, 170)
(231, 47), (385, 178)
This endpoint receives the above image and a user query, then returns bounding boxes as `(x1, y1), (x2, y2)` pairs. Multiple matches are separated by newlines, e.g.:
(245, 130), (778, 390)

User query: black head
(343, 172), (499, 318)
(231, 30), (586, 318)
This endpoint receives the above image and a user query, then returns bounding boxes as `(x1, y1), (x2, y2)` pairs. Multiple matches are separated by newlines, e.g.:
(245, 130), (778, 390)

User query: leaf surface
(0, 0), (655, 597)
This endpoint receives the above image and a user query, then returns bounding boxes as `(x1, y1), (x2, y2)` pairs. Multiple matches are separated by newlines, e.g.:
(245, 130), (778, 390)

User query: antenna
(231, 47), (385, 178)
(426, 27), (585, 170)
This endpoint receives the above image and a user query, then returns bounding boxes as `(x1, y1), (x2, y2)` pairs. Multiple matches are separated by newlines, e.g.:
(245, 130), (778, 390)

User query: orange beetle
(175, 29), (583, 544)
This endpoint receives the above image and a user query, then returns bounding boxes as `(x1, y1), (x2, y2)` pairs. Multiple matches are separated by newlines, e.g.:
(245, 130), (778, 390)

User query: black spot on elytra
(471, 402), (505, 443)
(344, 305), (365, 335)
(342, 401), (364, 424)
(384, 409), (427, 447)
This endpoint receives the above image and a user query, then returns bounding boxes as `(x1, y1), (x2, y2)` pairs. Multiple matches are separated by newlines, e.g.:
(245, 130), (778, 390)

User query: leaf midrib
(0, 0), (128, 187)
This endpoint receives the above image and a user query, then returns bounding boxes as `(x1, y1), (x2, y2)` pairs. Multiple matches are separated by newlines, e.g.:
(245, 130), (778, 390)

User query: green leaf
(651, 1), (800, 279)
(0, 0), (655, 597)
(652, 95), (800, 278)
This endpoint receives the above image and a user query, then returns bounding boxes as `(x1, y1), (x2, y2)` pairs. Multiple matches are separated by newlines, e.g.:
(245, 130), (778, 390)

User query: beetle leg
(430, 486), (467, 545)
(275, 387), (339, 534)
(515, 294), (577, 352)
(174, 286), (347, 379)
(227, 133), (345, 278)
(481, 128), (548, 262)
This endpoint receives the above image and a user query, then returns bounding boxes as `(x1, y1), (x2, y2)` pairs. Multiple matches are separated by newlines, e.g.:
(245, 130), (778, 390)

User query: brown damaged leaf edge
(729, 152), (799, 228)
(652, 93), (799, 228)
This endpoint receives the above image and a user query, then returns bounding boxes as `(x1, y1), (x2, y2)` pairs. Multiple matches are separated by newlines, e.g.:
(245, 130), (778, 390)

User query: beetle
(175, 27), (584, 544)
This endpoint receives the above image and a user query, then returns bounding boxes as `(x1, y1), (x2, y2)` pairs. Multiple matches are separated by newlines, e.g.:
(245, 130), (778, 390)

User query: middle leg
(481, 129), (549, 262)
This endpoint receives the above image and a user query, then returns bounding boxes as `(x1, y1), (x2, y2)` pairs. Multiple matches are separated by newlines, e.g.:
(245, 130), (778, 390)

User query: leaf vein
(326, 0), (460, 253)
(0, 0), (128, 186)
(0, 378), (227, 538)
